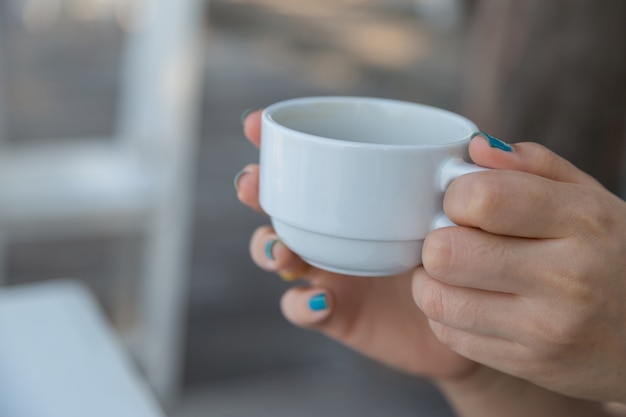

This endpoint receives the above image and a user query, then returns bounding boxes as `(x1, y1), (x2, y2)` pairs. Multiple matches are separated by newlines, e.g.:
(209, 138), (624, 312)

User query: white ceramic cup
(259, 96), (486, 276)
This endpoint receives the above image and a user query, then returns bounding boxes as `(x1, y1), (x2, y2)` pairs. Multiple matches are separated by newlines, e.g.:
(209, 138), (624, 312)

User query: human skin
(238, 110), (474, 380)
(237, 109), (626, 416)
(413, 137), (626, 403)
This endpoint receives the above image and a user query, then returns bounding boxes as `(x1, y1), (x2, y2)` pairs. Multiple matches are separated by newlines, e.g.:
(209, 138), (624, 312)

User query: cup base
(271, 219), (423, 277)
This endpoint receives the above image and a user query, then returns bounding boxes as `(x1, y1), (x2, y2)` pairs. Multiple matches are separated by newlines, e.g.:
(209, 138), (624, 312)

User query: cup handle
(432, 157), (490, 229)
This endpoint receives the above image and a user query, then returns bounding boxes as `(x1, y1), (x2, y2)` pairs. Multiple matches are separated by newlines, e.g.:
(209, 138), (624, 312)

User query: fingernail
(233, 169), (249, 192)
(472, 131), (513, 152)
(278, 263), (311, 282)
(265, 238), (278, 261)
(309, 293), (328, 311)
(240, 108), (256, 125)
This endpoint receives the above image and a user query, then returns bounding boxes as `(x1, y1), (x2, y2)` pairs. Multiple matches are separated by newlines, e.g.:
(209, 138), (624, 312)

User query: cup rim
(262, 96), (479, 150)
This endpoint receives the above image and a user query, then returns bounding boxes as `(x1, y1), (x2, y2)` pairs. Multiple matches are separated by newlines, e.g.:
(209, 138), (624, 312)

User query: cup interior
(268, 97), (476, 146)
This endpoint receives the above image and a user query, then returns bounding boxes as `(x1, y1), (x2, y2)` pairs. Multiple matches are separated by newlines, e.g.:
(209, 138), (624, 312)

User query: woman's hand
(236, 109), (476, 380)
(413, 136), (626, 403)
(237, 110), (616, 416)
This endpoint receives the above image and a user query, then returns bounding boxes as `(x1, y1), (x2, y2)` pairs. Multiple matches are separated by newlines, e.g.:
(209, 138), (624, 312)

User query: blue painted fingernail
(265, 239), (278, 261)
(240, 108), (256, 125)
(233, 169), (249, 192)
(472, 131), (513, 152)
(309, 293), (328, 311)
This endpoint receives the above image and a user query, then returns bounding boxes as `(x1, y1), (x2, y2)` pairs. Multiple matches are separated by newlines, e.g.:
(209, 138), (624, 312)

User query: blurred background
(0, 0), (623, 416)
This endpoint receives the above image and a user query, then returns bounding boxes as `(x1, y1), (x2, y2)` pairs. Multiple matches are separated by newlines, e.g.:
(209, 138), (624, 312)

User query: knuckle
(422, 230), (455, 278)
(528, 312), (587, 362)
(565, 276), (598, 308)
(557, 248), (605, 309)
(531, 143), (562, 171)
(461, 174), (506, 222)
(416, 280), (447, 322)
(573, 189), (618, 239)
(429, 321), (478, 358)
(415, 272), (479, 331)
(429, 320), (457, 347)
(423, 229), (477, 281)
(459, 299), (480, 330)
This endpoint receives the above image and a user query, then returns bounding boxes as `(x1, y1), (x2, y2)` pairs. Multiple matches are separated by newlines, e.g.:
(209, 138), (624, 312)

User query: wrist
(434, 366), (605, 417)
(434, 365), (508, 404)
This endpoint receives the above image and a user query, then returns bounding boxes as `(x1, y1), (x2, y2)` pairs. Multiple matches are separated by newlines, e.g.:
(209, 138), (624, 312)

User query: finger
(412, 269), (522, 340)
(444, 169), (583, 238)
(242, 109), (263, 148)
(235, 164), (263, 213)
(426, 320), (566, 390)
(426, 320), (529, 377)
(422, 226), (567, 295)
(604, 403), (626, 415)
(281, 271), (477, 378)
(281, 287), (332, 327)
(249, 225), (312, 279)
(469, 135), (601, 188)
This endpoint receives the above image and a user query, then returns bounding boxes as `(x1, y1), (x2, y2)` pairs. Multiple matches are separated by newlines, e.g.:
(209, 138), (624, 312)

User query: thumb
(469, 133), (602, 188)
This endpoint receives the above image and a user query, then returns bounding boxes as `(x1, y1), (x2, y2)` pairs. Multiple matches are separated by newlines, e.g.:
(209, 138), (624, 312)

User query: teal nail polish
(233, 169), (248, 192)
(265, 239), (278, 261)
(240, 108), (256, 125)
(472, 131), (513, 152)
(309, 293), (328, 311)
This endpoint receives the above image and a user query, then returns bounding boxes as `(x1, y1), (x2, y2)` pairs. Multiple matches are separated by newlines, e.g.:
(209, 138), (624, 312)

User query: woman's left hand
(237, 109), (477, 381)
(413, 136), (626, 403)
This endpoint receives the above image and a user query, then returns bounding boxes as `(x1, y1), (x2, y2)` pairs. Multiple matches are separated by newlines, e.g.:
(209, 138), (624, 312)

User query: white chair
(0, 0), (206, 405)
(0, 280), (166, 417)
